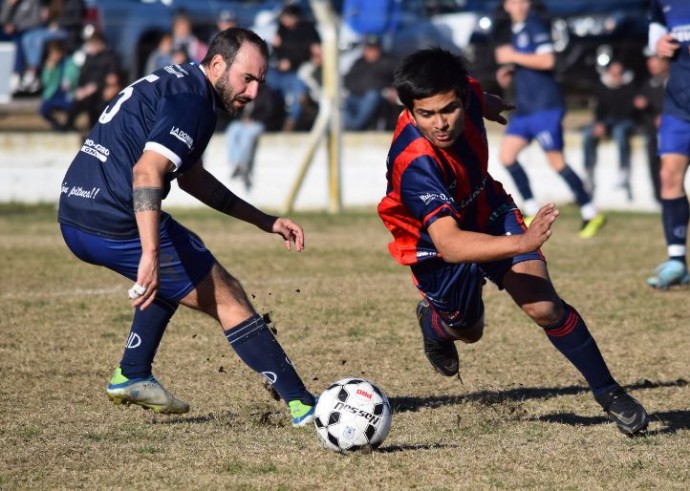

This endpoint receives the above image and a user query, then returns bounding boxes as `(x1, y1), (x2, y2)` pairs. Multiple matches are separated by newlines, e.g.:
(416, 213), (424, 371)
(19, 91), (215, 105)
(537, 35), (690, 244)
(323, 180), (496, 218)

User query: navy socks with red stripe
(225, 313), (314, 405)
(120, 297), (178, 379)
(419, 306), (455, 342)
(543, 302), (617, 397)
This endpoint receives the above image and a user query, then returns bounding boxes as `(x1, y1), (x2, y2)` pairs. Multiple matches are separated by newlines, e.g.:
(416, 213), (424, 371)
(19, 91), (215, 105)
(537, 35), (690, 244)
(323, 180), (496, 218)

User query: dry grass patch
(1, 204), (688, 490)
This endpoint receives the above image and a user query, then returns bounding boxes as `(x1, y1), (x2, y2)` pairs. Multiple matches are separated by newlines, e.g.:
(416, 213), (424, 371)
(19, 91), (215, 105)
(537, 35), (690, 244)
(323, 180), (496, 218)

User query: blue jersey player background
(493, 0), (605, 239)
(646, 0), (690, 288)
(57, 28), (317, 426)
(378, 47), (648, 436)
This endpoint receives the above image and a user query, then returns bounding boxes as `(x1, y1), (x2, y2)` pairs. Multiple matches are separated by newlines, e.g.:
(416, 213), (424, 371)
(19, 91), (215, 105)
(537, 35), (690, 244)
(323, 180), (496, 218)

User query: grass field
(1, 204), (689, 490)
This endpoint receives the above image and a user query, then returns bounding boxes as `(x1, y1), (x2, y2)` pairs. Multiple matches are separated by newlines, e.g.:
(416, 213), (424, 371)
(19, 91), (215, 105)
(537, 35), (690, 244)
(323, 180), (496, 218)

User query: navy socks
(559, 165), (591, 207)
(661, 196), (689, 264)
(506, 162), (535, 201)
(419, 306), (455, 342)
(120, 297), (178, 380)
(543, 303), (617, 396)
(225, 313), (313, 405)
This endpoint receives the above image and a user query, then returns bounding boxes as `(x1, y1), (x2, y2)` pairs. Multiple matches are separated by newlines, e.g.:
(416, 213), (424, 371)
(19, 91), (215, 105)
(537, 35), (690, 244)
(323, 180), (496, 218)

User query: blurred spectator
(56, 0), (84, 53)
(342, 35), (397, 131)
(208, 8), (237, 44)
(634, 49), (670, 203)
(145, 32), (173, 73)
(582, 60), (638, 199)
(171, 9), (207, 64)
(38, 37), (78, 129)
(170, 43), (189, 65)
(266, 4), (320, 131)
(1, 0), (44, 94)
(93, 68), (125, 117)
(144, 33), (192, 76)
(225, 84), (284, 191)
(296, 42), (322, 129)
(341, 0), (400, 49)
(19, 0), (69, 94)
(61, 32), (121, 131)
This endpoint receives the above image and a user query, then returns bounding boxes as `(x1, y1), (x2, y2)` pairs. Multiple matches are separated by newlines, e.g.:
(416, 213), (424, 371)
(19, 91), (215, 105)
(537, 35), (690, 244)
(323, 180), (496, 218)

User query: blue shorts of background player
(412, 204), (542, 333)
(60, 215), (215, 302)
(658, 114), (690, 157)
(505, 108), (565, 151)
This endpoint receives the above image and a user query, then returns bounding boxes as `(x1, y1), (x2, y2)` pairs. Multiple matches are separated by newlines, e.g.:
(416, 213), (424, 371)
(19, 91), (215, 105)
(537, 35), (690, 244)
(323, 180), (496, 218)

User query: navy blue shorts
(506, 108), (565, 151)
(60, 216), (216, 301)
(411, 205), (543, 330)
(659, 114), (690, 158)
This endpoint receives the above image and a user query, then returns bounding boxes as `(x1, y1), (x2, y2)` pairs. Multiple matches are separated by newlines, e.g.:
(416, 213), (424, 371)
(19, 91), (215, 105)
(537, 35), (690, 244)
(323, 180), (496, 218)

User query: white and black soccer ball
(313, 378), (392, 453)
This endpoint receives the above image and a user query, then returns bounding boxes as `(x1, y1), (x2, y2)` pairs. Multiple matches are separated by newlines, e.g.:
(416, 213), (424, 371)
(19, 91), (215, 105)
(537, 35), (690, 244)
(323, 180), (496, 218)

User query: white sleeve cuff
(144, 142), (182, 170)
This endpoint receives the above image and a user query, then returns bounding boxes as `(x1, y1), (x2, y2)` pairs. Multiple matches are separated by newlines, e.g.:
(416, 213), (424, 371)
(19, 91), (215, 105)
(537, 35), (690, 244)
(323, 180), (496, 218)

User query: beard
(214, 74), (250, 116)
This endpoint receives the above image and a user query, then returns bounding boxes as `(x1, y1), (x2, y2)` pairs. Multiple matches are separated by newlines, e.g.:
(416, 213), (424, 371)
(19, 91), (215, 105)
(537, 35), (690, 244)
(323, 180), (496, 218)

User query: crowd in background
(0, 0), (669, 198)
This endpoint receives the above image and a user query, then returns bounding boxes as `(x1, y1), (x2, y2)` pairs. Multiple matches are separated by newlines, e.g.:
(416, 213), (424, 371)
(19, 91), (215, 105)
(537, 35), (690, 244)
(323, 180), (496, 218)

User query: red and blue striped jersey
(378, 77), (513, 265)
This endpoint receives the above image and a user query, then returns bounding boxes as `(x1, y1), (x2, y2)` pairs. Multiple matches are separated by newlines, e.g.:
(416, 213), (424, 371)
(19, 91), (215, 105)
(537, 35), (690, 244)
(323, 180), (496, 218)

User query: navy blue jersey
(511, 15), (564, 115)
(58, 63), (219, 238)
(649, 0), (690, 121)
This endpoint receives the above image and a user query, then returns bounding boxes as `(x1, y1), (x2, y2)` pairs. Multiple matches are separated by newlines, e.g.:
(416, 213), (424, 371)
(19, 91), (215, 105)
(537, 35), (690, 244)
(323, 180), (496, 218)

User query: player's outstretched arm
(177, 163), (304, 251)
(427, 203), (559, 264)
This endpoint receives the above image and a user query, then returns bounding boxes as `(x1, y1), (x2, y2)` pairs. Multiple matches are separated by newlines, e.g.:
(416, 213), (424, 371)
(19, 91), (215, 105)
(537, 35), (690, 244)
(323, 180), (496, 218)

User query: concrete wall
(0, 128), (672, 213)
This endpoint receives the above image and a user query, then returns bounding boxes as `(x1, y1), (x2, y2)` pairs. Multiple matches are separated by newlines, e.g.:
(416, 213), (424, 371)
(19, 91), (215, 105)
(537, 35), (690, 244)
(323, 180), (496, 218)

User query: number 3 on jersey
(98, 74), (160, 124)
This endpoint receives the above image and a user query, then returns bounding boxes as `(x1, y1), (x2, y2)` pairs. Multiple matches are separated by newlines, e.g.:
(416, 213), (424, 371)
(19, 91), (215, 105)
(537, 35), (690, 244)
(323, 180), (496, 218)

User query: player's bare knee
(522, 301), (562, 327)
(454, 315), (484, 344)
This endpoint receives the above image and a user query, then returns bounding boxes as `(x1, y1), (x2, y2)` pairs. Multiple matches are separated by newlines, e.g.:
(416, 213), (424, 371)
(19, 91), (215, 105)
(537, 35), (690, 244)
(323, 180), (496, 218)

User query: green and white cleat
(106, 367), (190, 415)
(289, 398), (316, 427)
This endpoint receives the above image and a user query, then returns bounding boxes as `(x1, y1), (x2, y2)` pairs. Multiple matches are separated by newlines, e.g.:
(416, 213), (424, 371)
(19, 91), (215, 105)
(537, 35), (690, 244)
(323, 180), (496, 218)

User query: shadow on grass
(389, 378), (688, 415)
(378, 443), (459, 453)
(530, 408), (690, 435)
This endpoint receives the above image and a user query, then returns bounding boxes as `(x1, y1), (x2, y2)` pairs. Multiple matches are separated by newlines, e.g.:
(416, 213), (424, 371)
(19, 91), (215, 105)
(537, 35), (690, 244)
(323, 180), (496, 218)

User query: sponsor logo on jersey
(419, 192), (451, 205)
(170, 126), (194, 150)
(671, 25), (690, 43)
(457, 176), (487, 210)
(80, 139), (110, 162)
(61, 181), (101, 200)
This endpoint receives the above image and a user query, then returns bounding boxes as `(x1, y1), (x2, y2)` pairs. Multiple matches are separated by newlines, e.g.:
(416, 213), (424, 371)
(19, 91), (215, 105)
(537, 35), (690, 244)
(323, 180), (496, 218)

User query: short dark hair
(201, 27), (269, 67)
(394, 47), (470, 110)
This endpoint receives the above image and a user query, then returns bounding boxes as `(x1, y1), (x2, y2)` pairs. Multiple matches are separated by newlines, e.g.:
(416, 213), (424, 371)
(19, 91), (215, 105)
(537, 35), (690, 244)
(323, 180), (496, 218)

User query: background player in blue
(646, 0), (690, 288)
(494, 0), (606, 238)
(378, 47), (648, 436)
(57, 28), (317, 426)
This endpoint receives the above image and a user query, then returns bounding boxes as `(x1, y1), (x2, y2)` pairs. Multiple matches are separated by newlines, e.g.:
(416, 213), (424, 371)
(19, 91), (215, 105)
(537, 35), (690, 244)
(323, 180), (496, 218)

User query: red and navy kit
(378, 77), (513, 266)
(378, 77), (542, 329)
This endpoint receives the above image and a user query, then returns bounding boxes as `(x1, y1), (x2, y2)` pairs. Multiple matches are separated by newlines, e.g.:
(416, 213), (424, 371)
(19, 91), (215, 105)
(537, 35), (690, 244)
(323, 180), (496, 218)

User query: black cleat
(416, 300), (459, 377)
(595, 385), (649, 436)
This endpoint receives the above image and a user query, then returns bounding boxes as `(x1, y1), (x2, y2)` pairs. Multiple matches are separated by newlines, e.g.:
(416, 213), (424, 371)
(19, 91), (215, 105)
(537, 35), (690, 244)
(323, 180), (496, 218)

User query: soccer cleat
(416, 300), (459, 377)
(106, 367), (190, 415)
(289, 398), (316, 427)
(595, 385), (649, 436)
(646, 260), (690, 289)
(578, 213), (606, 239)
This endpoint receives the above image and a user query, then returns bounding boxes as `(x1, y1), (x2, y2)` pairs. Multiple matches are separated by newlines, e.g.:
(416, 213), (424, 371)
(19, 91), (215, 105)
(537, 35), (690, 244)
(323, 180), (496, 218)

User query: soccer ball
(313, 378), (392, 453)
